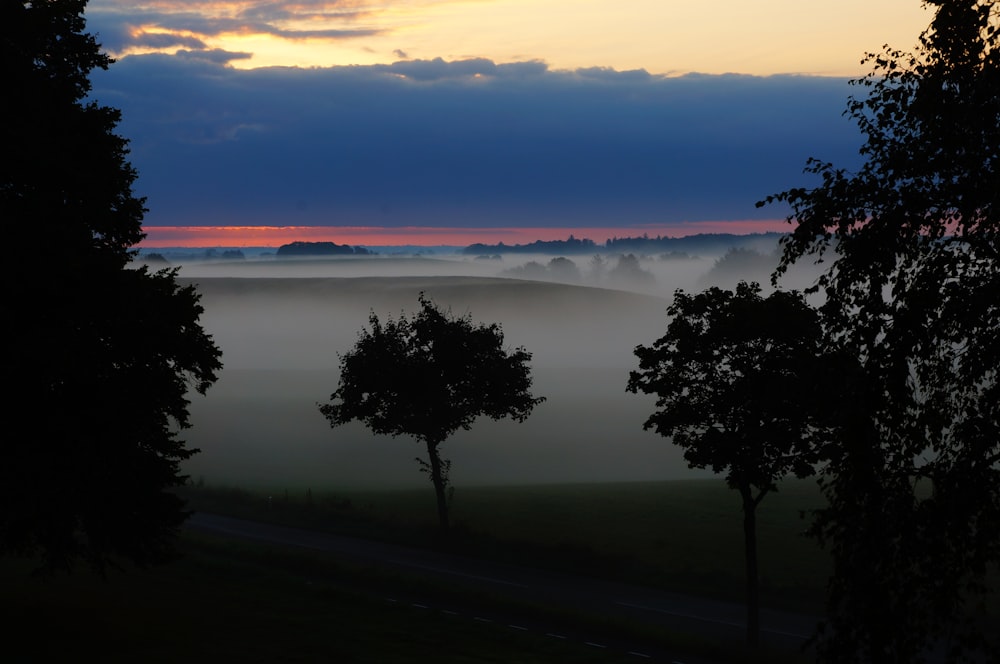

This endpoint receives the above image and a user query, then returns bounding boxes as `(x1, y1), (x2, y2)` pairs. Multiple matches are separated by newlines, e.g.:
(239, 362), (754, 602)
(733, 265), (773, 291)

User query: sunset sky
(85, 0), (934, 247)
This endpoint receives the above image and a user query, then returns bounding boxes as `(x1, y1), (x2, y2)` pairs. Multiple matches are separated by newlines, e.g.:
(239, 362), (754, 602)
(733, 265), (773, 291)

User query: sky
(83, 0), (935, 247)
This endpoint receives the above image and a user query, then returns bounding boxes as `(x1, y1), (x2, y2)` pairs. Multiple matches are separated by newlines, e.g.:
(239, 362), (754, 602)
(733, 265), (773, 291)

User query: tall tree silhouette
(320, 294), (543, 532)
(628, 282), (829, 646)
(1, 1), (222, 572)
(758, 1), (1000, 660)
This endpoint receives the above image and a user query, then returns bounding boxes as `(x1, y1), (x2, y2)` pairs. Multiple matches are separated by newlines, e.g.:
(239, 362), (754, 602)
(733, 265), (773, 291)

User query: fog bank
(177, 251), (821, 489)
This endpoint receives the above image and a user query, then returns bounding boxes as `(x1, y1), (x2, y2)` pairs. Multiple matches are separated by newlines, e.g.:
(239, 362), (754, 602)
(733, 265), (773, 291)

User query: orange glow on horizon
(139, 222), (792, 248)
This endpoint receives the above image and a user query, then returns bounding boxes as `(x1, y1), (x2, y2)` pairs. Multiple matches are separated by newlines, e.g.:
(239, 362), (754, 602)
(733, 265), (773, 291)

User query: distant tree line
(604, 232), (782, 254)
(138, 248), (246, 262)
(276, 241), (372, 257)
(208, 248), (246, 260)
(462, 232), (782, 255)
(500, 256), (582, 282)
(463, 235), (597, 255)
(498, 254), (658, 288)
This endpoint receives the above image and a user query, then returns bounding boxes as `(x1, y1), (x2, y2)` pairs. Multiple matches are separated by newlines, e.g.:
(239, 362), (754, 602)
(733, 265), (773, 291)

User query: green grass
(179, 478), (831, 612)
(1, 533), (658, 664)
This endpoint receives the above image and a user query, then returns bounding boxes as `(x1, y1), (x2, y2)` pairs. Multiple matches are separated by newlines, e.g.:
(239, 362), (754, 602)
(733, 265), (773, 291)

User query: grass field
(180, 477), (831, 612)
(2, 533), (669, 664)
(1, 478), (834, 663)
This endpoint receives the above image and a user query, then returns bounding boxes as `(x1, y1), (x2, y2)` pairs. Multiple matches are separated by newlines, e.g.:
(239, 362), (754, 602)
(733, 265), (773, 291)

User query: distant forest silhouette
(463, 232), (783, 255)
(137, 232), (783, 260)
(276, 241), (372, 256)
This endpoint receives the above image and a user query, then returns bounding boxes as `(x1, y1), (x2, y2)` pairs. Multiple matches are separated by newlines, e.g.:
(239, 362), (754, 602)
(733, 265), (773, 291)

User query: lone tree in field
(627, 281), (831, 646)
(320, 294), (543, 532)
(1, 0), (222, 572)
(758, 1), (1000, 660)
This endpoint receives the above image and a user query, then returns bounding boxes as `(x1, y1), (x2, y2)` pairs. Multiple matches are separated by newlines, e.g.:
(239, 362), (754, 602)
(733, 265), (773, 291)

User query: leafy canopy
(321, 293), (543, 447)
(628, 281), (827, 494)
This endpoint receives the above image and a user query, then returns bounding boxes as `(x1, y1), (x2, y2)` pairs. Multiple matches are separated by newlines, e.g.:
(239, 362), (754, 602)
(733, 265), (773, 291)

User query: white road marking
(628, 652), (652, 659)
(508, 624), (528, 631)
(545, 633), (567, 639)
(585, 642), (607, 648)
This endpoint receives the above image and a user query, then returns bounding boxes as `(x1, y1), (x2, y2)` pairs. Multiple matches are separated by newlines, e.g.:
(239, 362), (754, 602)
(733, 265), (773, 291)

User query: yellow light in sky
(109, 0), (934, 76)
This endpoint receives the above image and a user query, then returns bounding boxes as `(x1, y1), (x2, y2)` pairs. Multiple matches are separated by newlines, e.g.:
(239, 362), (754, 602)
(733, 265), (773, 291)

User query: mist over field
(173, 244), (821, 490)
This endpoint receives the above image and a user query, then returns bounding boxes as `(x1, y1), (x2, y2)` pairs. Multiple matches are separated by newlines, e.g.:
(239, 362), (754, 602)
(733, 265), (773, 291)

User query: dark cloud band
(90, 54), (861, 230)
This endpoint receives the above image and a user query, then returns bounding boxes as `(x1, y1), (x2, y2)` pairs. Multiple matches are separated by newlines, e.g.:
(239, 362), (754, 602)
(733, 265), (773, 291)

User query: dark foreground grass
(1, 532), (664, 664)
(179, 478), (831, 612)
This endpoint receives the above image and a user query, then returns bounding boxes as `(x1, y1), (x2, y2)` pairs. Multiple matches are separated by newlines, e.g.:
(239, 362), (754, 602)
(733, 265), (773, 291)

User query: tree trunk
(425, 439), (450, 532)
(740, 483), (760, 647)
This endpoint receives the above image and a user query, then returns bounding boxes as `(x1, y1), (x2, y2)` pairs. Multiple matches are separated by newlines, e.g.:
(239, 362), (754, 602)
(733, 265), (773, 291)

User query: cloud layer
(90, 54), (863, 230)
(90, 0), (381, 54)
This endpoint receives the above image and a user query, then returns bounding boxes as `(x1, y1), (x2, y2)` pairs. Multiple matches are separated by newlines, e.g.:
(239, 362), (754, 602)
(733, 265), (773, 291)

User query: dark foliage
(697, 247), (778, 288)
(319, 294), (543, 531)
(607, 254), (655, 286)
(464, 233), (786, 256)
(275, 241), (371, 256)
(604, 232), (784, 255)
(501, 257), (581, 283)
(1, 0), (222, 572)
(628, 281), (833, 645)
(758, 1), (1000, 660)
(501, 260), (549, 280)
(546, 256), (581, 282)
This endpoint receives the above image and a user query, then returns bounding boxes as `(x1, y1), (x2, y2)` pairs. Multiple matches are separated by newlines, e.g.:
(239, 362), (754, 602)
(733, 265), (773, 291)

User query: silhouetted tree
(758, 1), (1000, 660)
(608, 254), (655, 287)
(501, 260), (548, 280)
(501, 257), (581, 283)
(587, 254), (607, 283)
(1, 0), (222, 572)
(628, 282), (829, 646)
(546, 257), (581, 283)
(697, 247), (778, 288)
(319, 294), (543, 532)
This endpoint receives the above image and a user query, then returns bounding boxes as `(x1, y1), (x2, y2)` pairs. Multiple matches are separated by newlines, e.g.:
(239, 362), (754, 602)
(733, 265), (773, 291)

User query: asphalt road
(187, 512), (821, 663)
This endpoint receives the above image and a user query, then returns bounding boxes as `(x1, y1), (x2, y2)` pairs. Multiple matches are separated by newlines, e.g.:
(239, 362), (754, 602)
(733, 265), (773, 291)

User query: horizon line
(139, 221), (792, 249)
